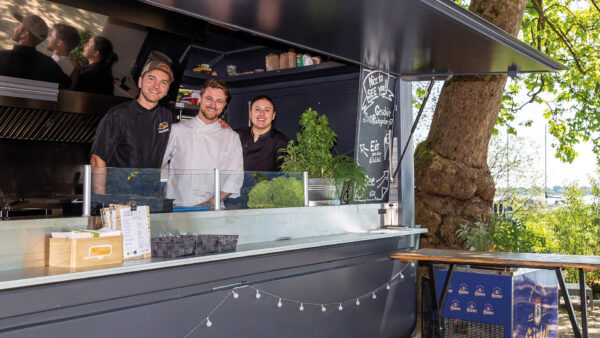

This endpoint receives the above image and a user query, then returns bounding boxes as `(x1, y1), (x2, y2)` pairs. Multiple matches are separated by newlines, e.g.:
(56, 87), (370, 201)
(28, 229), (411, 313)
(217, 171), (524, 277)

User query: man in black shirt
(235, 95), (289, 171)
(0, 13), (71, 89)
(90, 60), (174, 193)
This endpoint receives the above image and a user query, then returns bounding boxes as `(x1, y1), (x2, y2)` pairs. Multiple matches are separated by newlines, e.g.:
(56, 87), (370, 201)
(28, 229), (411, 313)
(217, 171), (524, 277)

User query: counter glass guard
(90, 167), (308, 213)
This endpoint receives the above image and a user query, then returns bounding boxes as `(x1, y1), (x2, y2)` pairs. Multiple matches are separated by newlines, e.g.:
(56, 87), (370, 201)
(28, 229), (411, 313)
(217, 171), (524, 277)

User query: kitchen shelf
(181, 61), (358, 88)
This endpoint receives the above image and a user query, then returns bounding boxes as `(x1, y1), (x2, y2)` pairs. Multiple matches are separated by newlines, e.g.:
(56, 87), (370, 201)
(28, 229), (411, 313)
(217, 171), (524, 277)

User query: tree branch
(530, 0), (586, 74)
(591, 0), (600, 14)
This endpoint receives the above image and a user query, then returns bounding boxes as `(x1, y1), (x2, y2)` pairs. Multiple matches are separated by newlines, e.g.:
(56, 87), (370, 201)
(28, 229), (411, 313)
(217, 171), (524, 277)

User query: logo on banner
(474, 285), (486, 297)
(466, 301), (478, 313)
(492, 287), (503, 299)
(458, 283), (469, 295)
(449, 300), (461, 312)
(483, 304), (495, 316)
(534, 298), (542, 326)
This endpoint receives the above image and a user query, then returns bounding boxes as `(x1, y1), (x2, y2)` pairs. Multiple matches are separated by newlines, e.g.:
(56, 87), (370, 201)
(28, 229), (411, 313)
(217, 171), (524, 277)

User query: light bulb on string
(356, 298), (360, 306)
(321, 304), (326, 312)
(411, 262), (415, 267)
(372, 292), (377, 299)
(277, 298), (283, 308)
(338, 303), (343, 311)
(299, 303), (304, 311)
(232, 290), (239, 299)
(400, 273), (405, 279)
(255, 290), (261, 299)
(206, 317), (212, 327)
(386, 283), (390, 290)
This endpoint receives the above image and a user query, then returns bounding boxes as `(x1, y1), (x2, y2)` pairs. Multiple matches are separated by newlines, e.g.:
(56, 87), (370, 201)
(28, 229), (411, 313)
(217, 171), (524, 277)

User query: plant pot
(308, 178), (339, 206)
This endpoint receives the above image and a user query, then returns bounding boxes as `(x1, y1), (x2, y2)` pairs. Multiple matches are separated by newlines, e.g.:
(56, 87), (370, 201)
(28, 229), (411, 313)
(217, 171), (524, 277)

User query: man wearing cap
(0, 13), (71, 88)
(46, 23), (81, 87)
(90, 60), (174, 194)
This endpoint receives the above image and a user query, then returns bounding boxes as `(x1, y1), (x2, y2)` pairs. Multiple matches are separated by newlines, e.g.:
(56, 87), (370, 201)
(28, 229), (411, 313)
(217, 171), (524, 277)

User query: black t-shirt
(0, 45), (71, 89)
(90, 100), (172, 168)
(235, 126), (289, 171)
(74, 61), (113, 95)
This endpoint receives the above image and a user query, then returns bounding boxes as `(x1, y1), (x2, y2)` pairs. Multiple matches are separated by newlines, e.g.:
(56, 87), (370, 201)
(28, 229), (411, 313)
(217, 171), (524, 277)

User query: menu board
(354, 68), (397, 202)
(115, 205), (151, 260)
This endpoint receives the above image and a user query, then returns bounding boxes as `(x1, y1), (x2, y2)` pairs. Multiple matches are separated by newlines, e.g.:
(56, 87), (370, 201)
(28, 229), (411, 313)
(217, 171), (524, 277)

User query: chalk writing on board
(361, 72), (395, 128)
(355, 68), (396, 202)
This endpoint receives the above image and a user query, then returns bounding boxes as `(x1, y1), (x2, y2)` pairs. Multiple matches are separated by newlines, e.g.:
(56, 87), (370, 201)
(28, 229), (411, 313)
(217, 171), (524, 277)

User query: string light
(183, 261), (412, 336)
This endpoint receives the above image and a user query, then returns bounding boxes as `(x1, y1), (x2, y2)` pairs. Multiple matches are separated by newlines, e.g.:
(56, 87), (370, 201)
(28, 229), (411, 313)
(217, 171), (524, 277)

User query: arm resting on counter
(197, 192), (231, 210)
(90, 154), (107, 195)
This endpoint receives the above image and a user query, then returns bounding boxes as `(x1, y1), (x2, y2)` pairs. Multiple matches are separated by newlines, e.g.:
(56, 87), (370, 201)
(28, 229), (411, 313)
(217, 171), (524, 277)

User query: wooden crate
(48, 236), (123, 268)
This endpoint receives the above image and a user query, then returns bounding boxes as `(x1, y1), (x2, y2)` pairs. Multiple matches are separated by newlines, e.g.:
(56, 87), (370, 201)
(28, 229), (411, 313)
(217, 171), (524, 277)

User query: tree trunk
(415, 0), (527, 248)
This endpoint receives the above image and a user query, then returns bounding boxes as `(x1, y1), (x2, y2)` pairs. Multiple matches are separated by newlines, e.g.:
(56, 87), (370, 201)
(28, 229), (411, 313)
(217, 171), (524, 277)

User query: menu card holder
(115, 204), (151, 260)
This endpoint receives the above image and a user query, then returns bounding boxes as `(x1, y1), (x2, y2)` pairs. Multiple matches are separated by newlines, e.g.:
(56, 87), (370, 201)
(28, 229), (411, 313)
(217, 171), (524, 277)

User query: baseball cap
(13, 12), (48, 41)
(141, 60), (174, 83)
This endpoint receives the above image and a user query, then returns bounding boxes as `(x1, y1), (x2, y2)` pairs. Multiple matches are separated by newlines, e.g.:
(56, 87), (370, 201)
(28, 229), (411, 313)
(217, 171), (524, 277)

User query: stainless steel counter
(0, 203), (425, 290)
(0, 228), (425, 290)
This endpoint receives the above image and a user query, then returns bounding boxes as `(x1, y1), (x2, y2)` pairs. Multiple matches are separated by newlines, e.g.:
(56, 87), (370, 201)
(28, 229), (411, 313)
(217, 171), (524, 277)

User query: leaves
(498, 0), (600, 165)
(279, 108), (368, 202)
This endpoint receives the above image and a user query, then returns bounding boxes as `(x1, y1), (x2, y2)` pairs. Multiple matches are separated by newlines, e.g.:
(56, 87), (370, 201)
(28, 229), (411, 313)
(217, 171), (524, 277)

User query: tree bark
(415, 0), (527, 248)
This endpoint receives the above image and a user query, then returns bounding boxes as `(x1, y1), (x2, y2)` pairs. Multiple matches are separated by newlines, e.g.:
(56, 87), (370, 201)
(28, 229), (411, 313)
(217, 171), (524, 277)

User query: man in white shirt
(46, 23), (80, 87)
(163, 78), (243, 208)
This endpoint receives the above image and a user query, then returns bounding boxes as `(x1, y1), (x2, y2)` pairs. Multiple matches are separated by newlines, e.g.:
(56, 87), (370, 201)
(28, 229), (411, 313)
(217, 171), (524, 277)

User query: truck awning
(141, 0), (566, 78)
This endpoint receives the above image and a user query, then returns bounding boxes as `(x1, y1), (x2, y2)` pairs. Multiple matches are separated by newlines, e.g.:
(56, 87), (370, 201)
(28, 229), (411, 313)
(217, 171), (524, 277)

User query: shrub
(456, 222), (493, 251)
(247, 176), (304, 208)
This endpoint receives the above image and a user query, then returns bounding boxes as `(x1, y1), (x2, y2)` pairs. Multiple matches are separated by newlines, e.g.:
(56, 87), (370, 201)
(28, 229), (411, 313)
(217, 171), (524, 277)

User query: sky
(511, 101), (598, 188)
(412, 81), (599, 189)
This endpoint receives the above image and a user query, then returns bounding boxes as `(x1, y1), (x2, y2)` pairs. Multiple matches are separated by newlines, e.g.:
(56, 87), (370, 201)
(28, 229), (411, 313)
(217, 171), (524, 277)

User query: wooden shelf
(182, 61), (358, 88)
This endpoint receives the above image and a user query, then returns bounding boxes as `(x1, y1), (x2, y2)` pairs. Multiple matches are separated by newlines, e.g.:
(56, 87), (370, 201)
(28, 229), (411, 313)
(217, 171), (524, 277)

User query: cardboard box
(279, 52), (289, 70)
(49, 236), (123, 268)
(287, 51), (296, 68)
(265, 53), (280, 71)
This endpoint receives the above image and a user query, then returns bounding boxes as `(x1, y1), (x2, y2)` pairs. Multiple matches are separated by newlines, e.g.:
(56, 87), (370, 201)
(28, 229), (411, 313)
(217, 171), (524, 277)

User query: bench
(561, 283), (594, 311)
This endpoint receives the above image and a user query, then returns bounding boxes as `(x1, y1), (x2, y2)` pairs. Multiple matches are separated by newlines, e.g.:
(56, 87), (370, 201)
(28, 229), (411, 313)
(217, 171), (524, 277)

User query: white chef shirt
(163, 116), (243, 206)
(51, 55), (74, 76)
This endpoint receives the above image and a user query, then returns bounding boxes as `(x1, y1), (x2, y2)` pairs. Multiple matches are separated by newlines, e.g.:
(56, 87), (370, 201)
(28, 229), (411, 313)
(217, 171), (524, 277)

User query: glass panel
(91, 167), (180, 214)
(92, 168), (306, 214)
(223, 171), (305, 210)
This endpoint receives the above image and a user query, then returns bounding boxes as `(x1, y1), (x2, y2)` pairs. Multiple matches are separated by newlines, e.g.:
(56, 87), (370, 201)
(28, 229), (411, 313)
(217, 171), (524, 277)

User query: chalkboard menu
(354, 68), (397, 202)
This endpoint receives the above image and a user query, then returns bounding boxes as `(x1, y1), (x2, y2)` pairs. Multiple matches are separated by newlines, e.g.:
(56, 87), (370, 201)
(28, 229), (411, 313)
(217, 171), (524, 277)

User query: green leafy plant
(456, 222), (493, 251)
(247, 176), (304, 208)
(279, 108), (368, 201)
(70, 29), (92, 67)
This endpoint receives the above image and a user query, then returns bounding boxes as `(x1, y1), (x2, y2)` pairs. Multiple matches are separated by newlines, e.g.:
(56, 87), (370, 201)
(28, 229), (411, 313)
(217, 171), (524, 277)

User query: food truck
(0, 0), (563, 336)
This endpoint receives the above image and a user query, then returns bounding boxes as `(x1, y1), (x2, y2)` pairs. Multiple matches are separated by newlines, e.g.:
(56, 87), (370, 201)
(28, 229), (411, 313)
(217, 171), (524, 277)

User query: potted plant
(279, 108), (368, 204)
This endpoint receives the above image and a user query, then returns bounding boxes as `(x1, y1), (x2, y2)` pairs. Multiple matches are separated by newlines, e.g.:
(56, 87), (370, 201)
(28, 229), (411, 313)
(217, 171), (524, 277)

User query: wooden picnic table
(390, 249), (600, 338)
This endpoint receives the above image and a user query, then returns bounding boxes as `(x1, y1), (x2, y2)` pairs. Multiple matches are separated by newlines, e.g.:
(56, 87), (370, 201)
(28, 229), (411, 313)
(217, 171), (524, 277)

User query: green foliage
(496, 1), (600, 165)
(279, 108), (368, 201)
(489, 182), (600, 289)
(247, 176), (304, 208)
(456, 222), (493, 251)
(490, 215), (553, 253)
(70, 29), (92, 67)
